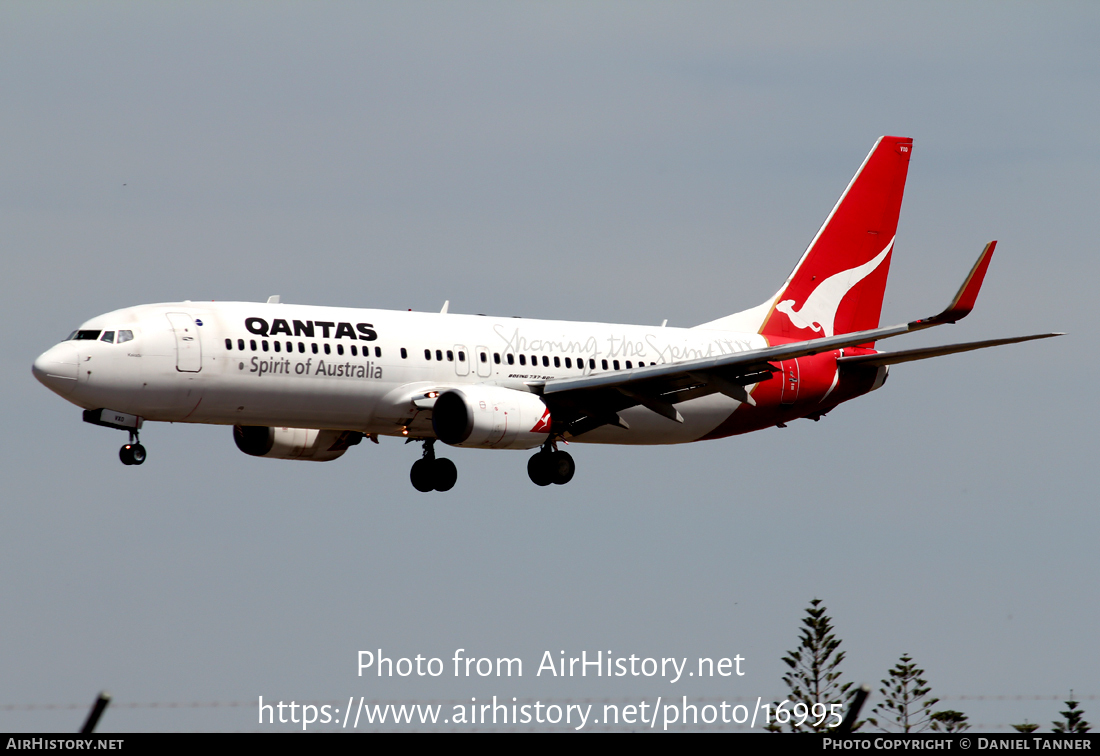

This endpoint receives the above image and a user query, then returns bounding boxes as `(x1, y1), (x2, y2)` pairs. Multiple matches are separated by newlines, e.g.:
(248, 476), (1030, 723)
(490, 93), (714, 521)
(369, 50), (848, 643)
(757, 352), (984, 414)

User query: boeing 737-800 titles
(32, 137), (1059, 491)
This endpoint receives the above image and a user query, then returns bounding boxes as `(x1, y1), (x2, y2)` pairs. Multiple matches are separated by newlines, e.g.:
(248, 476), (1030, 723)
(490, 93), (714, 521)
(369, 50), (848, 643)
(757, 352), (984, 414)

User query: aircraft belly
(184, 366), (392, 429)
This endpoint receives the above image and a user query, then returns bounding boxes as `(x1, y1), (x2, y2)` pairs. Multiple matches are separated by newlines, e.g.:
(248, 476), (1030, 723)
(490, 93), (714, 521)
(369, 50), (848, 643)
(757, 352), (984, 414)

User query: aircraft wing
(531, 241), (1052, 434)
(532, 319), (915, 434)
(836, 333), (1062, 367)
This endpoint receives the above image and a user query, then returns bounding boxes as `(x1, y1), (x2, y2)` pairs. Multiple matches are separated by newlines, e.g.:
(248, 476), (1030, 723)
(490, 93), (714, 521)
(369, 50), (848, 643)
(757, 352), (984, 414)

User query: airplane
(31, 136), (1060, 492)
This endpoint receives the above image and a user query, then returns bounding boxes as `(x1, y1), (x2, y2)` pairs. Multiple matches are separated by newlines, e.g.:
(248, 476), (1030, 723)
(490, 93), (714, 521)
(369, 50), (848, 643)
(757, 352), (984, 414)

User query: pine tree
(1052, 696), (1091, 733)
(930, 710), (970, 732)
(867, 654), (939, 732)
(1012, 722), (1040, 733)
(774, 598), (858, 732)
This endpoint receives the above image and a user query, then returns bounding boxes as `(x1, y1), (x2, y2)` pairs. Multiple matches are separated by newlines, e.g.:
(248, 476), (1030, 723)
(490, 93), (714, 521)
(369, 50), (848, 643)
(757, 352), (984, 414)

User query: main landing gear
(119, 429), (147, 466)
(527, 442), (575, 487)
(410, 440), (458, 493)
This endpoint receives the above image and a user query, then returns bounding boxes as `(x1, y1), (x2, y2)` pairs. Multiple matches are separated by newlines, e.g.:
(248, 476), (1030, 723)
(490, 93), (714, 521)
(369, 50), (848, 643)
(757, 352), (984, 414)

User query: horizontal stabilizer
(837, 333), (1063, 367)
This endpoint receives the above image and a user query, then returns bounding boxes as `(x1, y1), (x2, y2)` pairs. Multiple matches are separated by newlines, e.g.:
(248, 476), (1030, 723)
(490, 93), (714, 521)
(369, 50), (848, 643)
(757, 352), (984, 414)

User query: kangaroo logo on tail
(774, 238), (894, 338)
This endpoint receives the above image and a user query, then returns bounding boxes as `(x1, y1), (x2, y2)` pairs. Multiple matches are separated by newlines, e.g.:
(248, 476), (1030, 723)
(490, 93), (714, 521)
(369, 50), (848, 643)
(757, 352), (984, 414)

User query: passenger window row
(226, 338), (381, 358)
(226, 336), (656, 375)
(423, 349), (466, 362)
(406, 347), (653, 372)
(503, 353), (651, 371)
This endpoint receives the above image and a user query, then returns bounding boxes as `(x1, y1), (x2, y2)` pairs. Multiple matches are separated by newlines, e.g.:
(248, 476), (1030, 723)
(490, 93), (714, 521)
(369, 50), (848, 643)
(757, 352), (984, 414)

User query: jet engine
(232, 425), (363, 461)
(432, 386), (552, 450)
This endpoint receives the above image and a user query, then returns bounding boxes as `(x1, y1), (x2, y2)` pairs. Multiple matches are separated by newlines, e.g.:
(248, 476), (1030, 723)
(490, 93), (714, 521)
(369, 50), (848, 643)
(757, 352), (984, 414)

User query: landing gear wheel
(433, 458), (458, 492)
(409, 440), (458, 493)
(548, 450), (574, 485)
(527, 453), (553, 487)
(410, 458), (436, 493)
(120, 444), (146, 465)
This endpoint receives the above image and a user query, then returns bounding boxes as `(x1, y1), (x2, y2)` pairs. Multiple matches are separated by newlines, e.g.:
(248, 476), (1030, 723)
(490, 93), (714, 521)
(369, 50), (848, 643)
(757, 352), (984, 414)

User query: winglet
(911, 241), (995, 328)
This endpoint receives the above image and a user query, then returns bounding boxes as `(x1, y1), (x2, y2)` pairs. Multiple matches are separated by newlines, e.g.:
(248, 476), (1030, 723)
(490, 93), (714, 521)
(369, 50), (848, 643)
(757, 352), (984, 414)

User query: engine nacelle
(432, 386), (552, 450)
(233, 425), (363, 461)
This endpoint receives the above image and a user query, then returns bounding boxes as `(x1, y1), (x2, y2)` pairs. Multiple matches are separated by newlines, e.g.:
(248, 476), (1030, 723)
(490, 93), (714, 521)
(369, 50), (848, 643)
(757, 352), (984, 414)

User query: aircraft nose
(32, 342), (79, 394)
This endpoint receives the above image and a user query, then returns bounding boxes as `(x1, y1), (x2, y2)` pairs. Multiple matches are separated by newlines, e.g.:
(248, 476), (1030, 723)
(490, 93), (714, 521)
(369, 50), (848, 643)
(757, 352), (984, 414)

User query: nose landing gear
(82, 409), (147, 466)
(528, 442), (575, 486)
(119, 430), (146, 466)
(410, 440), (458, 492)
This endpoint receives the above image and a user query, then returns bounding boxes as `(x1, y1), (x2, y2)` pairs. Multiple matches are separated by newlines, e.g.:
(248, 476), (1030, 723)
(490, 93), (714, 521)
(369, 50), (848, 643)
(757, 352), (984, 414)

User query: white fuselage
(33, 301), (768, 446)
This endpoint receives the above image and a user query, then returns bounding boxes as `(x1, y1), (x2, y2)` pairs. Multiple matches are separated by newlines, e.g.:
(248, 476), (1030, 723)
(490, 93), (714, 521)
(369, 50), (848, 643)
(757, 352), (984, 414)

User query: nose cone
(33, 342), (80, 395)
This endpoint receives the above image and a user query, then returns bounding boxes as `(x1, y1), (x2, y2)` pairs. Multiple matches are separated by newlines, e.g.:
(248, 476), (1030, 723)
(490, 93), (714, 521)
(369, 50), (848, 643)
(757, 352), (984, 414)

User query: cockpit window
(74, 330), (102, 340)
(100, 331), (115, 343)
(117, 330), (134, 344)
(67, 331), (77, 341)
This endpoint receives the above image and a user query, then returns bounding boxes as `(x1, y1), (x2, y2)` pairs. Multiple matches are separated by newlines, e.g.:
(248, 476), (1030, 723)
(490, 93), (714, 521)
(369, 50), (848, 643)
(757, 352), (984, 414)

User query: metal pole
(80, 691), (111, 734)
(836, 685), (870, 734)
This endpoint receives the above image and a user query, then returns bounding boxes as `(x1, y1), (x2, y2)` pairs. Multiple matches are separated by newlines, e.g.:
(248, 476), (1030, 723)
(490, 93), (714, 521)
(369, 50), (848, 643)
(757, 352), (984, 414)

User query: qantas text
(245, 317), (377, 341)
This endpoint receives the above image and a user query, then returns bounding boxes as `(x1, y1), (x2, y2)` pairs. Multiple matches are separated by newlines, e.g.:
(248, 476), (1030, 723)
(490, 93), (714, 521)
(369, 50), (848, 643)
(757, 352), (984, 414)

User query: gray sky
(2, 2), (1096, 731)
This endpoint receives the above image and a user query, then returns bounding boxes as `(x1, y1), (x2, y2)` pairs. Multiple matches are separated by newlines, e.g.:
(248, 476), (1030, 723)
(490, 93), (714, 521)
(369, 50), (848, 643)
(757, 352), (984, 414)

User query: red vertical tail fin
(759, 136), (913, 342)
